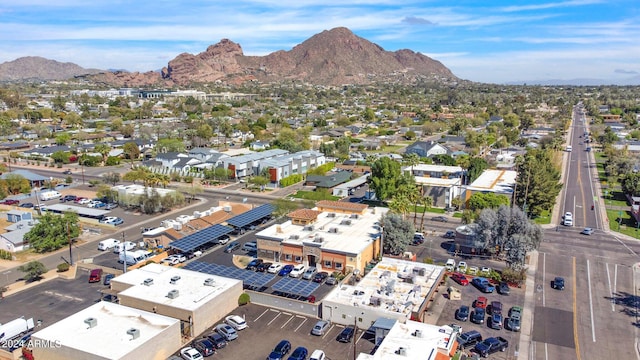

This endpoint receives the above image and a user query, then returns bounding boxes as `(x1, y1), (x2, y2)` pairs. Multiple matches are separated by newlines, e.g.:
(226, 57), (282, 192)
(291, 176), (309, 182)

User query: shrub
(238, 292), (250, 306)
(57, 263), (70, 272)
(501, 268), (527, 283)
(0, 249), (12, 260)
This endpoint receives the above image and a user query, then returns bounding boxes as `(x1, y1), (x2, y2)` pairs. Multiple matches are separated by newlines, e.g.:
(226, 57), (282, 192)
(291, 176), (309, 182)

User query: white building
(110, 263), (243, 338)
(357, 321), (459, 360)
(112, 184), (177, 207)
(464, 169), (517, 200)
(321, 257), (445, 328)
(31, 301), (181, 360)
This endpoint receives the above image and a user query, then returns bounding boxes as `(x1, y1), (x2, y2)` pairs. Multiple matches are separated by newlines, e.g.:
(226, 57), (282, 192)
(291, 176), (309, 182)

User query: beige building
(110, 263), (243, 337)
(255, 200), (387, 274)
(30, 301), (181, 360)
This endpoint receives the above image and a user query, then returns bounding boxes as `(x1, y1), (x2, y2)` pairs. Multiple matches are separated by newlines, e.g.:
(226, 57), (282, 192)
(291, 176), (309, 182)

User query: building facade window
(335, 262), (343, 270)
(324, 260), (332, 268)
(295, 256), (302, 263)
(285, 254), (292, 261)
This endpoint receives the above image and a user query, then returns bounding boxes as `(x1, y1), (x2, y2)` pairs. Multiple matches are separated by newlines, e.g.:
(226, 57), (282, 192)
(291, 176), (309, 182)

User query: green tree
(123, 142), (141, 162)
(156, 138), (185, 153)
(468, 192), (510, 211)
(55, 133), (71, 145)
(273, 198), (300, 217)
(249, 176), (270, 191)
(51, 150), (71, 164)
(621, 172), (640, 196)
(514, 148), (562, 217)
(18, 261), (47, 282)
(103, 172), (121, 186)
(467, 157), (488, 183)
(24, 212), (80, 253)
(381, 212), (414, 255)
(369, 157), (402, 202)
(3, 174), (30, 194)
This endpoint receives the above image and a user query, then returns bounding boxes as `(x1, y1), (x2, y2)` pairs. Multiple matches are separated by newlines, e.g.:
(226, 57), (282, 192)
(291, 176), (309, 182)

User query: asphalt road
(531, 103), (640, 360)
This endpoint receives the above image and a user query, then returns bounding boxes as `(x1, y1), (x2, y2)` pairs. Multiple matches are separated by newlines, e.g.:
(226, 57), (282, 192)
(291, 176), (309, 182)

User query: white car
(267, 263), (283, 274)
(99, 216), (117, 224)
(480, 266), (491, 275)
(218, 235), (231, 245)
(457, 261), (468, 272)
(180, 347), (203, 360)
(77, 198), (91, 205)
(468, 266), (479, 275)
(162, 256), (180, 266)
(289, 264), (306, 278)
(225, 315), (248, 330)
(564, 212), (573, 226)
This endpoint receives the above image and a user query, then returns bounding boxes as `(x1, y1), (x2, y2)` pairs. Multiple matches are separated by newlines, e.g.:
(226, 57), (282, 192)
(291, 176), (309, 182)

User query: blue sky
(1, 0), (639, 84)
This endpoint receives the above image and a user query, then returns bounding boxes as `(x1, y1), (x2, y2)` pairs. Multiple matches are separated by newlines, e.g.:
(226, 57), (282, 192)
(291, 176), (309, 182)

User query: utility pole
(353, 315), (358, 360)
(67, 222), (73, 266)
(122, 232), (127, 273)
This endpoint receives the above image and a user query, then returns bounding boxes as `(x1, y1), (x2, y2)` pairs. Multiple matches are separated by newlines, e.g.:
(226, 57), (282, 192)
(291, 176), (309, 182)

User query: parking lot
(437, 272), (525, 359)
(171, 303), (376, 360)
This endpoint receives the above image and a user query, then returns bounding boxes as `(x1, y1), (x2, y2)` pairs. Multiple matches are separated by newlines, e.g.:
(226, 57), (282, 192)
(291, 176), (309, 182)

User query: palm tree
(406, 184), (422, 228)
(388, 194), (411, 219)
(402, 153), (420, 174)
(419, 195), (433, 231)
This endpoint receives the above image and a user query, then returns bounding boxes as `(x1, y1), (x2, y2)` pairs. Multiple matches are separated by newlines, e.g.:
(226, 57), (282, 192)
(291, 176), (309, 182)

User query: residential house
(404, 141), (450, 158)
(21, 145), (71, 158)
(0, 211), (37, 252)
(250, 141), (271, 151)
(223, 149), (289, 179)
(0, 169), (48, 188)
(260, 150), (326, 183)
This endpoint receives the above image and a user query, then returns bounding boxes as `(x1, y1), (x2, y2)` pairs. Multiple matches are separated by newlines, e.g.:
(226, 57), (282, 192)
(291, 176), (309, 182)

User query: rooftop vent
(289, 235), (300, 240)
(223, 205), (232, 213)
(126, 328), (140, 340)
(170, 276), (181, 284)
(413, 329), (423, 338)
(303, 225), (314, 231)
(396, 347), (407, 356)
(350, 214), (359, 219)
(143, 278), (154, 286)
(340, 219), (352, 226)
(204, 278), (215, 286)
(167, 289), (180, 299)
(328, 228), (338, 234)
(370, 297), (382, 306)
(84, 317), (97, 329)
(327, 213), (336, 218)
(313, 236), (324, 243)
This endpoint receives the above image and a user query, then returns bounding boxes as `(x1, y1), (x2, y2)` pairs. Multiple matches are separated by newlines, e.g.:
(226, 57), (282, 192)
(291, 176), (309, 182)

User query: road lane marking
(586, 259), (596, 342)
(614, 264), (618, 309)
(542, 252), (546, 307)
(612, 236), (639, 257)
(573, 257), (582, 360)
(545, 342), (548, 360)
(606, 263), (615, 311)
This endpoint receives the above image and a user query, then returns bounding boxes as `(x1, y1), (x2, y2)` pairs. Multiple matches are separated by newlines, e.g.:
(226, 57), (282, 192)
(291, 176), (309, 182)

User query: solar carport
(227, 203), (275, 230)
(184, 261), (275, 290)
(271, 277), (320, 298)
(169, 224), (234, 252)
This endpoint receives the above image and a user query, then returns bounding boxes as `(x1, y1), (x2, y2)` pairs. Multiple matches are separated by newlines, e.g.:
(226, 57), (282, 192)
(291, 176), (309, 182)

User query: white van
(113, 241), (136, 254)
(445, 259), (456, 271)
(39, 190), (61, 201)
(242, 241), (257, 252)
(97, 238), (121, 251)
(119, 250), (151, 265)
(566, 145), (572, 152)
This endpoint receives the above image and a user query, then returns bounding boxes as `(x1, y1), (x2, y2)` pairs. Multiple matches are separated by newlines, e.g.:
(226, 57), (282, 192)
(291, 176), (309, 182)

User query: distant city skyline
(1, 0), (638, 84)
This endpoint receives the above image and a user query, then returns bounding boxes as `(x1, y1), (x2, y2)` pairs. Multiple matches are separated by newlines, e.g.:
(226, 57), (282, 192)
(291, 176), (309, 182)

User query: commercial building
(222, 149), (289, 179)
(357, 320), (459, 360)
(463, 169), (517, 203)
(321, 257), (445, 328)
(110, 263), (243, 338)
(30, 301), (181, 360)
(259, 150), (326, 183)
(403, 164), (464, 208)
(255, 200), (387, 274)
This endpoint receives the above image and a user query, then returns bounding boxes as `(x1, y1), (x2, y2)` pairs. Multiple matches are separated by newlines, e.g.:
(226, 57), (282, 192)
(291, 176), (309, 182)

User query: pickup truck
(471, 277), (495, 293)
(474, 336), (508, 358)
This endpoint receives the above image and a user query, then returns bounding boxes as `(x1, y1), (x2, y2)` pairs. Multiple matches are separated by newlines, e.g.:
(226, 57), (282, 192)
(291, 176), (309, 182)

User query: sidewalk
(518, 250), (538, 360)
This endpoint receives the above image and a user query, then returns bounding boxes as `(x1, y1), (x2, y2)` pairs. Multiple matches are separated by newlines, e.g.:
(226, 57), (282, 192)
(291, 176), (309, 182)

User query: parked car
(60, 195), (77, 202)
(245, 258), (264, 271)
(325, 275), (338, 286)
(215, 324), (238, 341)
(257, 262), (273, 272)
(581, 227), (594, 235)
(103, 273), (115, 285)
(206, 332), (227, 349)
(225, 315), (248, 330)
(278, 264), (295, 276)
(455, 305), (470, 322)
(192, 338), (215, 357)
(473, 296), (488, 309)
(432, 215), (448, 222)
(506, 306), (522, 332)
(458, 330), (483, 349)
(224, 241), (240, 253)
(497, 282), (510, 295)
(471, 307), (485, 324)
(489, 301), (503, 315)
(450, 273), (469, 286)
(89, 268), (103, 283)
(457, 261), (468, 272)
(288, 347), (308, 360)
(267, 340), (292, 360)
(311, 320), (330, 336)
(490, 313), (503, 330)
(18, 202), (34, 208)
(552, 276), (565, 290)
(336, 326), (355, 343)
(289, 264), (306, 278)
(180, 347), (203, 360)
(468, 266), (478, 275)
(104, 217), (124, 226)
(313, 272), (329, 283)
(105, 203), (118, 210)
(302, 266), (318, 280)
(268, 263), (283, 274)
(443, 230), (456, 239)
(0, 199), (19, 205)
(471, 277), (495, 293)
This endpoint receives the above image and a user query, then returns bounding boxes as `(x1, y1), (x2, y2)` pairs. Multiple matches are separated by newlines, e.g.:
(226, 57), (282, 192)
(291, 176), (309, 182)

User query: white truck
(39, 190), (61, 201)
(0, 317), (34, 344)
(97, 238), (121, 251)
(113, 241), (136, 254)
(119, 250), (152, 265)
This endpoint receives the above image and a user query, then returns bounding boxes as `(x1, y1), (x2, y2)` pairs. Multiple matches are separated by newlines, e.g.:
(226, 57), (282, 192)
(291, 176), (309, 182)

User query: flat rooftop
(414, 176), (461, 186)
(324, 257), (444, 316)
(32, 301), (179, 359)
(357, 321), (457, 360)
(114, 263), (241, 311)
(467, 169), (517, 194)
(256, 207), (388, 256)
(405, 164), (463, 173)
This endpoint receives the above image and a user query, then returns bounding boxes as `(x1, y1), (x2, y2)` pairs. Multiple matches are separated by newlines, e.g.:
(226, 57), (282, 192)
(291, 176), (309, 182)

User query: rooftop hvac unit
(396, 347), (407, 356)
(328, 228), (338, 233)
(327, 213), (336, 218)
(413, 329), (423, 338)
(143, 278), (154, 286)
(193, 211), (202, 218)
(340, 219), (351, 225)
(173, 223), (183, 231)
(304, 225), (314, 231)
(370, 297), (382, 306)
(170, 276), (181, 284)
(167, 289), (179, 299)
(289, 235), (300, 240)
(314, 237), (324, 243)
(203, 210), (212, 216)
(84, 317), (97, 328)
(126, 328), (140, 340)
(350, 214), (359, 219)
(223, 205), (232, 212)
(414, 267), (426, 276)
(204, 278), (215, 286)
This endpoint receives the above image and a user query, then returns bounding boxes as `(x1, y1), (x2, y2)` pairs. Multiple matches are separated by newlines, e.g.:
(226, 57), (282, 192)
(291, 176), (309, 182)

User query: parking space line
(254, 308), (271, 322)
(323, 325), (336, 339)
(356, 329), (365, 344)
(294, 316), (306, 332)
(282, 312), (292, 316)
(586, 259), (596, 342)
(268, 312), (282, 326)
(281, 314), (295, 328)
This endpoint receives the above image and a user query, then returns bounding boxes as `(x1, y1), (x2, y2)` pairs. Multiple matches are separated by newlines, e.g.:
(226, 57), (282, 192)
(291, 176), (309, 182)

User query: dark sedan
(245, 258), (264, 271)
(313, 271), (329, 283)
(206, 332), (227, 349)
(224, 241), (241, 253)
(431, 215), (448, 222)
(192, 338), (215, 357)
(455, 305), (470, 321)
(287, 346), (308, 360)
(19, 202), (34, 208)
(267, 340), (291, 360)
(256, 262), (272, 272)
(336, 326), (355, 343)
(278, 264), (294, 276)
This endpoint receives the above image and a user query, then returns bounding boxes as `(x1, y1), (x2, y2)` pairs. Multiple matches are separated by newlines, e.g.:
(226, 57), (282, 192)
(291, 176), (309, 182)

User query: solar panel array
(227, 203), (275, 228)
(169, 224), (234, 252)
(184, 261), (275, 289)
(271, 277), (320, 298)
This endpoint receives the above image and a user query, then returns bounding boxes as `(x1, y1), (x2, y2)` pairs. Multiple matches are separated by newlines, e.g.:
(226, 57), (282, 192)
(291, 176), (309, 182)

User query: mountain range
(0, 27), (456, 86)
